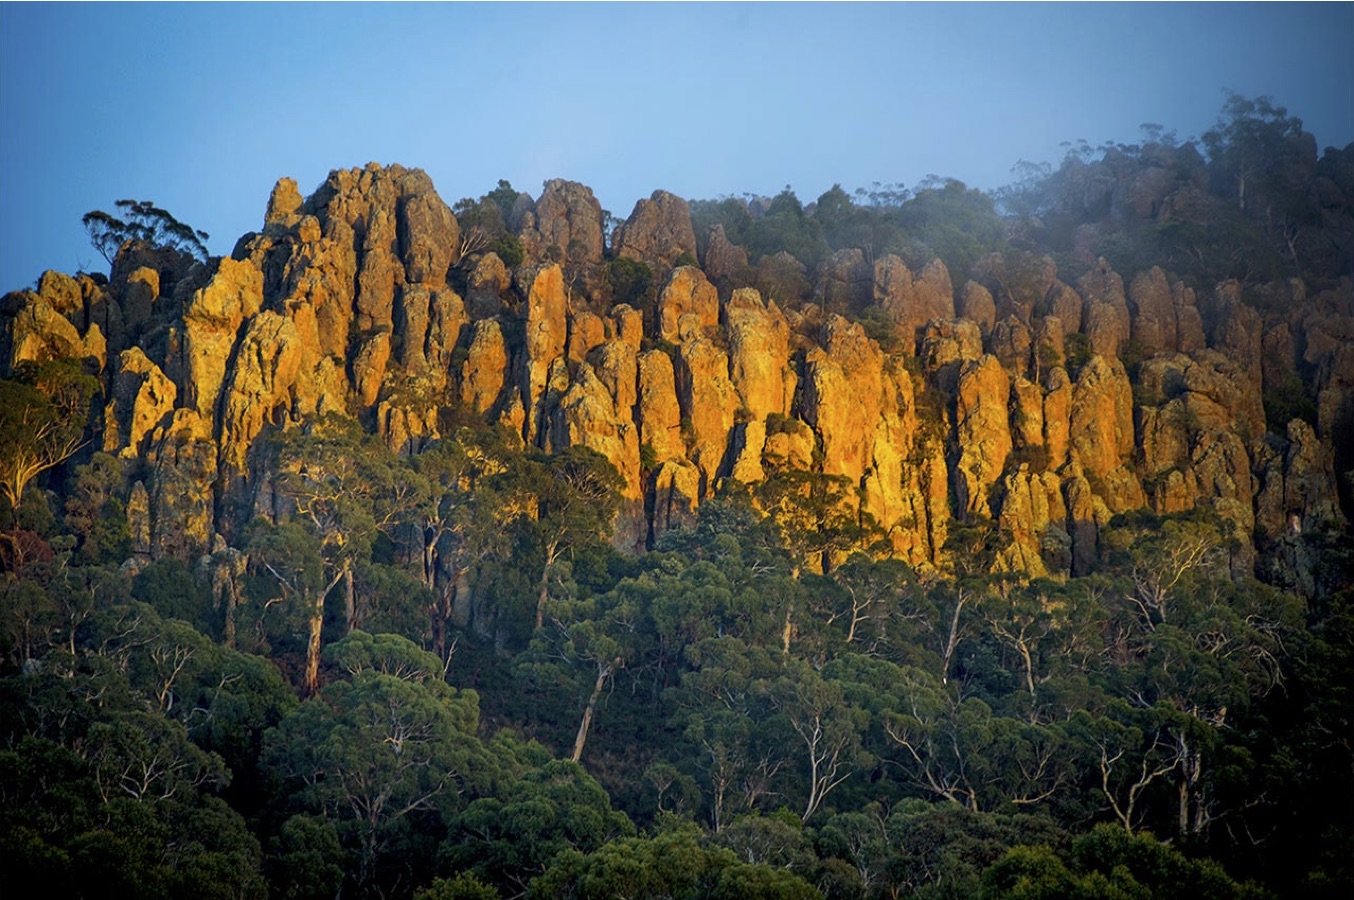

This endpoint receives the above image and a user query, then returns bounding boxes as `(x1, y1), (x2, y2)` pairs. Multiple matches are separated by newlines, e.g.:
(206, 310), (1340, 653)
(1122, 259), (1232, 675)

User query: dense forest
(2, 94), (1352, 899)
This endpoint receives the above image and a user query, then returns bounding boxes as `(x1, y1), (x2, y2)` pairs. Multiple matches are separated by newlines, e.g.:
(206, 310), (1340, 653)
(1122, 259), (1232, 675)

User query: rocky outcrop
(467, 252), (512, 319)
(1040, 281), (1083, 336)
(1069, 354), (1143, 512)
(650, 459), (701, 542)
(613, 190), (697, 272)
(520, 264), (569, 444)
(818, 249), (873, 315)
(147, 410), (217, 561)
(2, 288), (104, 370)
(702, 224), (749, 284)
(919, 318), (983, 391)
(1077, 259), (1131, 359)
(725, 289), (793, 421)
(973, 252), (1055, 324)
(953, 354), (1012, 518)
(990, 316), (1033, 377)
(957, 281), (997, 334)
(802, 317), (886, 486)
(7, 162), (1345, 585)
(172, 258), (263, 418)
(1254, 418), (1347, 594)
(218, 311), (303, 474)
(874, 256), (955, 348)
(1128, 267), (1177, 354)
(460, 319), (508, 414)
(657, 266), (719, 341)
(549, 361), (641, 499)
(995, 468), (1068, 576)
(1203, 281), (1264, 397)
(674, 335), (738, 495)
(637, 349), (684, 464)
(104, 348), (177, 458)
(516, 179), (606, 267)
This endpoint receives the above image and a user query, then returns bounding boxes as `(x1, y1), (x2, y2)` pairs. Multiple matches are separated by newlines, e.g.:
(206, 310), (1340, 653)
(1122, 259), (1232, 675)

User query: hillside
(2, 98), (1353, 900)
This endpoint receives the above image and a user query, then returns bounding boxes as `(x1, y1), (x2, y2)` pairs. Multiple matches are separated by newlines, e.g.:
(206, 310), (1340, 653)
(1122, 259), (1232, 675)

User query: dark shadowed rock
(702, 224), (749, 284)
(817, 248), (873, 315)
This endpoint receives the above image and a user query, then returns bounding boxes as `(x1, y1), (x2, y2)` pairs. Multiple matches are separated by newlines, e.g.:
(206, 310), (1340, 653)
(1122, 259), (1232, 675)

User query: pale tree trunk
(304, 564), (350, 697)
(535, 541), (562, 631)
(223, 580), (238, 648)
(342, 566), (355, 635)
(571, 657), (620, 763)
(941, 590), (969, 684)
(1017, 638), (1035, 696)
(782, 565), (800, 655)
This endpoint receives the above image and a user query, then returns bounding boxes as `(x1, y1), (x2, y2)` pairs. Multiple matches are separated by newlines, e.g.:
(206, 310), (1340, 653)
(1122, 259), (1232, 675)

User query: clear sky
(2, 2), (1351, 290)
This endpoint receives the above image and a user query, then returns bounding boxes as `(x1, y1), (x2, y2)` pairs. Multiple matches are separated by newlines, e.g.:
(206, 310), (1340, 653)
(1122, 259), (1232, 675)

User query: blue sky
(2, 2), (1351, 289)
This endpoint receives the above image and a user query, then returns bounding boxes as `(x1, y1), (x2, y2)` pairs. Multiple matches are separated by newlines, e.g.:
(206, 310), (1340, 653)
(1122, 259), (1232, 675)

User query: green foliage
(527, 825), (822, 900)
(132, 558), (213, 632)
(752, 252), (813, 307)
(1263, 373), (1318, 433)
(894, 178), (1007, 281)
(83, 198), (210, 265)
(744, 188), (830, 270)
(0, 360), (99, 515)
(1202, 93), (1305, 214)
(692, 196), (754, 252)
(267, 815), (345, 900)
(7, 91), (1354, 900)
(1063, 332), (1092, 373)
(444, 759), (635, 897)
(63, 453), (130, 565)
(606, 256), (653, 310)
(265, 667), (490, 893)
(490, 231), (524, 268)
(982, 824), (1267, 899)
(417, 873), (501, 900)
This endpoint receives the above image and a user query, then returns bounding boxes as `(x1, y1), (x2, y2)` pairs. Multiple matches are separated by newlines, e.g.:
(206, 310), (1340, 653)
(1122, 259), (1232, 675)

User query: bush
(1263, 374), (1318, 434)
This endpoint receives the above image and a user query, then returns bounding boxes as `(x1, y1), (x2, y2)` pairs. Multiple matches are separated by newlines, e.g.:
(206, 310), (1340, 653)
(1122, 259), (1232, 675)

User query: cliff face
(4, 162), (1349, 586)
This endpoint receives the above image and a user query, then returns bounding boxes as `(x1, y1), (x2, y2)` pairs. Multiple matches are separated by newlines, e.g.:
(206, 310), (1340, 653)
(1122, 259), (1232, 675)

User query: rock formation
(3, 163), (1347, 595)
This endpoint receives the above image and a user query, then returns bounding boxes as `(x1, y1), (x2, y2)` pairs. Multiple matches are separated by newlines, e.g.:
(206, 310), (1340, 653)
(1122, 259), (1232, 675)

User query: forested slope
(1, 95), (1351, 899)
